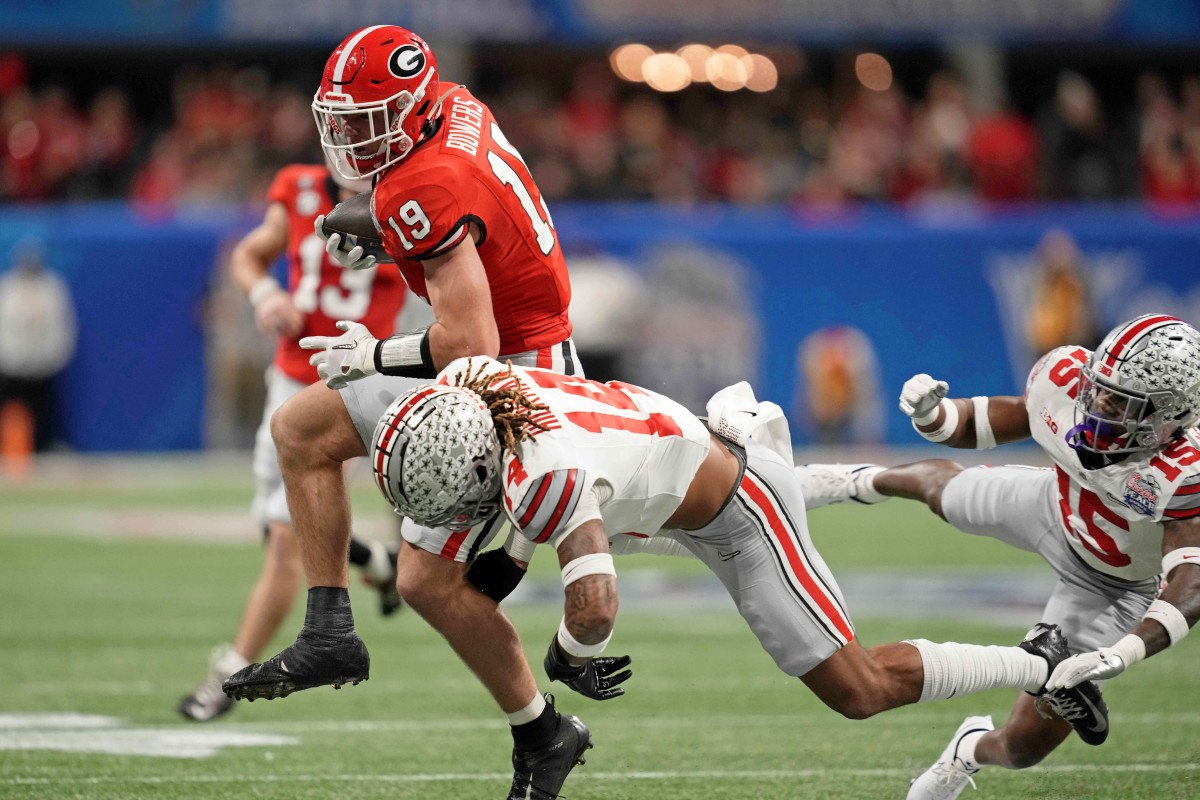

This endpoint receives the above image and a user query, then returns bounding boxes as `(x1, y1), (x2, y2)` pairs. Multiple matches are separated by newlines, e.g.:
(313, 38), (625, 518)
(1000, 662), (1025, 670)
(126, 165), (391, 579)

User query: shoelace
(927, 759), (978, 798)
(1037, 691), (1086, 723)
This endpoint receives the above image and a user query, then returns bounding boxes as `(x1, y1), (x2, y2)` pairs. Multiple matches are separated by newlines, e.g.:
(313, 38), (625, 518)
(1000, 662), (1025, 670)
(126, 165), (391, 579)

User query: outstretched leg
(799, 459), (964, 518)
(223, 383), (372, 701)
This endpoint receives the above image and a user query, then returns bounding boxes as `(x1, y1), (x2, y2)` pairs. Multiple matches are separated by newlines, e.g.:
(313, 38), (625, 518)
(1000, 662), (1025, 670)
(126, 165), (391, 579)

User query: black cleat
(1018, 622), (1109, 746)
(222, 628), (370, 702)
(509, 695), (593, 800)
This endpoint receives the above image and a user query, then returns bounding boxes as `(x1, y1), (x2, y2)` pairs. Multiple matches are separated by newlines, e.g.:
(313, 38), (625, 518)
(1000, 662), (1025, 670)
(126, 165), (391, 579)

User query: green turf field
(1, 458), (1197, 799)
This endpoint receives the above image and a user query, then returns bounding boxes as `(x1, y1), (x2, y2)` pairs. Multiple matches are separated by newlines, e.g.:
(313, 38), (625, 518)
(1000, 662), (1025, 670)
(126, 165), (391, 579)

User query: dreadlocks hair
(453, 358), (550, 453)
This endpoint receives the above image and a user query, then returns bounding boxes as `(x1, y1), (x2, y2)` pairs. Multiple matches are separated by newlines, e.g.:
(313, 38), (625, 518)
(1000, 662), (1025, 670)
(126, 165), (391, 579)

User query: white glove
(1045, 648), (1127, 691)
(299, 320), (379, 389)
(314, 215), (377, 271)
(899, 374), (950, 423)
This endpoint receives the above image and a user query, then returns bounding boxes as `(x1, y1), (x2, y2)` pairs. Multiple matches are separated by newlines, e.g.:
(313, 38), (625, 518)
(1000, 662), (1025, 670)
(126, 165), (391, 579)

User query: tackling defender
(177, 162), (407, 722)
(801, 313), (1200, 798)
(223, 25), (591, 800)
(365, 355), (1112, 798)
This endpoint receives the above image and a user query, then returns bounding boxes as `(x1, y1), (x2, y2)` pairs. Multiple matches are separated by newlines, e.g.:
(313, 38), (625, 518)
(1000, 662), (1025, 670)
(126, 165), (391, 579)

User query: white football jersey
(438, 357), (712, 547)
(1026, 346), (1200, 581)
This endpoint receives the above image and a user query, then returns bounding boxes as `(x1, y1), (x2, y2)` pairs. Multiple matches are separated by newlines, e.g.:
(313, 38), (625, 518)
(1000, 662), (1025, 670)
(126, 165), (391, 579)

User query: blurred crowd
(5, 48), (1200, 208)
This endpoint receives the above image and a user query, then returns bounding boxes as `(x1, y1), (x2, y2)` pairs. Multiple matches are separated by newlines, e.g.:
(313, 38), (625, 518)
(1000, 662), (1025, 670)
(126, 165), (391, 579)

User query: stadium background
(2, 2), (1199, 799)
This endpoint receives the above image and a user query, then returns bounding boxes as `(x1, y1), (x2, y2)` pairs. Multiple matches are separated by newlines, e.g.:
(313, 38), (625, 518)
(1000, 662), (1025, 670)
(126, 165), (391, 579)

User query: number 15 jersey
(372, 85), (572, 356)
(1026, 345), (1200, 581)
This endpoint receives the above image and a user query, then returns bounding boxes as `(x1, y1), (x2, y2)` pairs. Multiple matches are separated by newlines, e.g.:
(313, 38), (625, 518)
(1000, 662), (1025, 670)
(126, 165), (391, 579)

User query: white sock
(506, 693), (546, 726)
(957, 729), (985, 771)
(852, 467), (888, 503)
(907, 639), (1048, 702)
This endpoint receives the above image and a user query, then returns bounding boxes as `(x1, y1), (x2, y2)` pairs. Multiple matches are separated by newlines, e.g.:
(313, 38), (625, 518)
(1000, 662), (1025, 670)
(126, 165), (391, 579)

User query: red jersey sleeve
(266, 166), (297, 207)
(375, 163), (477, 262)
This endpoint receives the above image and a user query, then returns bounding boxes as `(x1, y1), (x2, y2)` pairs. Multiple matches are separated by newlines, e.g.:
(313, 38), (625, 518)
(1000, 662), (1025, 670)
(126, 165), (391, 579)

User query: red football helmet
(312, 25), (440, 182)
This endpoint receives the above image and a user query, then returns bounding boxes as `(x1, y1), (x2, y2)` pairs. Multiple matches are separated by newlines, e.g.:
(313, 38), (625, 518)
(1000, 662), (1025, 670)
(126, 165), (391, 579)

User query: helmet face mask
(1068, 315), (1200, 457)
(372, 385), (503, 531)
(312, 26), (440, 182)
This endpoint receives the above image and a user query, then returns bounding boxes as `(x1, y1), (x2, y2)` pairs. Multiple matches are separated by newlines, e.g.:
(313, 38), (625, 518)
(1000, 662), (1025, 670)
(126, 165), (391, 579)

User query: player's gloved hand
(314, 215), (377, 271)
(300, 320), (379, 390)
(544, 635), (632, 701)
(1045, 647), (1127, 691)
(899, 373), (950, 422)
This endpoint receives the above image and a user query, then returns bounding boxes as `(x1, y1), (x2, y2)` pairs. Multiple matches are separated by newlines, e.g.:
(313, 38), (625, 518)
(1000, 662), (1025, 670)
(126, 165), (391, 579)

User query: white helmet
(371, 384), (503, 530)
(1070, 314), (1200, 455)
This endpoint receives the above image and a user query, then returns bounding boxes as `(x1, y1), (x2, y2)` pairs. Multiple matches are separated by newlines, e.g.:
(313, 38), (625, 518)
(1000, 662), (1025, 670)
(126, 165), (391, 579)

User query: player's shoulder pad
(1027, 345), (1089, 395)
(506, 466), (588, 545)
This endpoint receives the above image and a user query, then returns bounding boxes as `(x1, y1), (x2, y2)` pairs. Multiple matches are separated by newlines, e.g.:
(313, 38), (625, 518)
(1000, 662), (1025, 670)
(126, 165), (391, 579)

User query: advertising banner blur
(6, 0), (1200, 44)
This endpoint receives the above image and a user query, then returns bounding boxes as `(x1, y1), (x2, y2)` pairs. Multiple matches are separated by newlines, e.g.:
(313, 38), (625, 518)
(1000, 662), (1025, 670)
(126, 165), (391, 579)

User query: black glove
(543, 635), (632, 701)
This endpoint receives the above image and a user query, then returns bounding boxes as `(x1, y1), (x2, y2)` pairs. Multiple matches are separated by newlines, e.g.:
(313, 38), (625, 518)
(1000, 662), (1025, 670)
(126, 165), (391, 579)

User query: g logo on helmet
(389, 45), (426, 79)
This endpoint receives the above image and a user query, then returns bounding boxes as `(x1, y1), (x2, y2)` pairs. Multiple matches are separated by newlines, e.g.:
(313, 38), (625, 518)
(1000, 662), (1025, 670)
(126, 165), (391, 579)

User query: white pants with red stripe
(942, 465), (1156, 653)
(337, 338), (581, 562)
(666, 439), (855, 677)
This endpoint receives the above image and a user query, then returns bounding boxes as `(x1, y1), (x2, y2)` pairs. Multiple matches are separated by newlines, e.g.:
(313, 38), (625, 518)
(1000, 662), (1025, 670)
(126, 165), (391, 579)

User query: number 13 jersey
(371, 85), (572, 356)
(1026, 345), (1200, 581)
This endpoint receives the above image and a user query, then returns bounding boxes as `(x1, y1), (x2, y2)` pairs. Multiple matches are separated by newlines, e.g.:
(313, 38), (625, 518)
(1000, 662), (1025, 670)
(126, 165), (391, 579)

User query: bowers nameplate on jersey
(321, 191), (394, 264)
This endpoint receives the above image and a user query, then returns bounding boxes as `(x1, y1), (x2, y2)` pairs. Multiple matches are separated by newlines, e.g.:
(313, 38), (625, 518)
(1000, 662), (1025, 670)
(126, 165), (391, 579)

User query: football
(320, 191), (394, 264)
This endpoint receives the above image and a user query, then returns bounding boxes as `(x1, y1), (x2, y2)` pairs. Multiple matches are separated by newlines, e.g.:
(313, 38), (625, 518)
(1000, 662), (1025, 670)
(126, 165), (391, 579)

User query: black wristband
(303, 586), (355, 632)
(373, 328), (437, 379)
(545, 635), (585, 680)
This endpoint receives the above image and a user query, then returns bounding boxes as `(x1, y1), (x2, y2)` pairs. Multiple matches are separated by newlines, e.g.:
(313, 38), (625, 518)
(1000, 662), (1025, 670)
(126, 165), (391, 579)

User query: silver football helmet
(371, 384), (503, 530)
(1070, 314), (1200, 455)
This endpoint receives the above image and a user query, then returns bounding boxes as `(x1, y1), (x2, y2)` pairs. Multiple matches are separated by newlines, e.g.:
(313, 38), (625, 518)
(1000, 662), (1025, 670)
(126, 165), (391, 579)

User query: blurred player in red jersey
(801, 314), (1200, 799)
(177, 162), (408, 722)
(223, 26), (592, 798)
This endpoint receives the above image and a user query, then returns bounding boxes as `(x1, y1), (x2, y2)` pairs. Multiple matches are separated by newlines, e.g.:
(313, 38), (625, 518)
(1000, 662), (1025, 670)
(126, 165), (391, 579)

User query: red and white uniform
(253, 165), (407, 526)
(337, 92), (582, 558)
(939, 343), (1200, 654)
(267, 164), (407, 384)
(370, 85), (572, 358)
(442, 357), (854, 676)
(1026, 345), (1200, 582)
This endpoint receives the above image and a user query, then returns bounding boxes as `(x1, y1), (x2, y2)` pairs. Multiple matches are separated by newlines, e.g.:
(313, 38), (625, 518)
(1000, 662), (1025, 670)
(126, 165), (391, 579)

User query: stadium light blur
(612, 43), (778, 93)
(706, 52), (748, 91)
(743, 54), (778, 92)
(676, 44), (715, 82)
(610, 43), (653, 82)
(855, 52), (893, 91)
(642, 53), (692, 92)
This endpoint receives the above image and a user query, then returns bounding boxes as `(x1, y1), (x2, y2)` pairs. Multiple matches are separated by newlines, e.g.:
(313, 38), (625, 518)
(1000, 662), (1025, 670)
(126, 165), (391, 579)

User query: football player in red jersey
(801, 315), (1200, 799)
(223, 26), (590, 798)
(176, 162), (408, 722)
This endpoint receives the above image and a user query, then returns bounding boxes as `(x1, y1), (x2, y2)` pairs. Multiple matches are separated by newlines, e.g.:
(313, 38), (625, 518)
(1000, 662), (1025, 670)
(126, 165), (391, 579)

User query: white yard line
(6, 762), (1199, 786)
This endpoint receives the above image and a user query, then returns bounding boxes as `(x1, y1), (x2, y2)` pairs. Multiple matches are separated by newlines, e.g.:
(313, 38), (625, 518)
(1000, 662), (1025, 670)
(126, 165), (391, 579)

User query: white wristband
(561, 553), (616, 587)
(1161, 547), (1200, 579)
(557, 617), (612, 658)
(1144, 598), (1190, 645)
(972, 396), (997, 449)
(1108, 633), (1147, 667)
(248, 275), (283, 307)
(912, 398), (959, 443)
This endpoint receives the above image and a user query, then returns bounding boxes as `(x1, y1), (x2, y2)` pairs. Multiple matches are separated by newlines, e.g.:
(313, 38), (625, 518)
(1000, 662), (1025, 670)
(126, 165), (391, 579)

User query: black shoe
(222, 628), (370, 702)
(509, 695), (592, 800)
(364, 543), (403, 617)
(1018, 622), (1109, 746)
